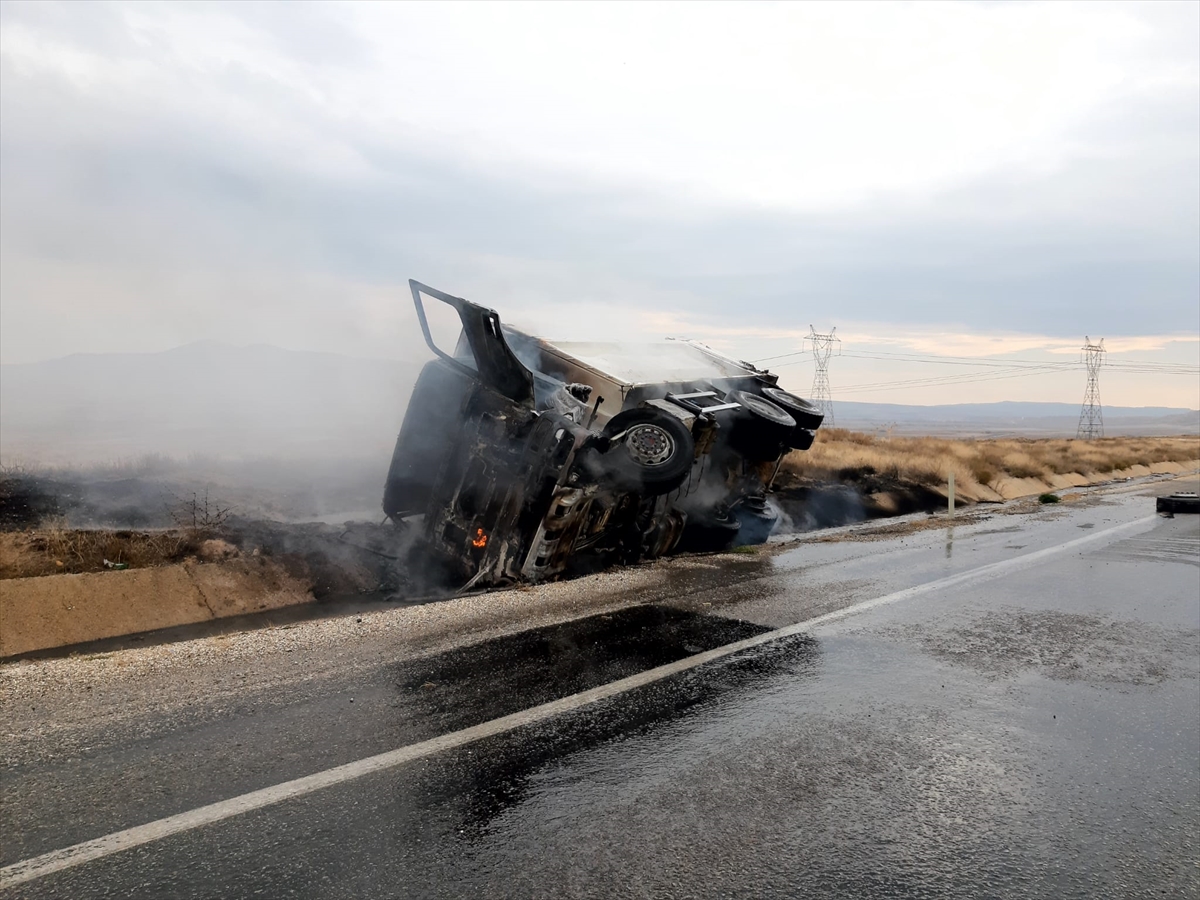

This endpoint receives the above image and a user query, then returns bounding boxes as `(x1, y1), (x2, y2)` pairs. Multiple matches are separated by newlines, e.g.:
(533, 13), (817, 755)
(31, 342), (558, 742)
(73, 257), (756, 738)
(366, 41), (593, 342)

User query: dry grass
(783, 430), (1200, 498)
(0, 522), (197, 579)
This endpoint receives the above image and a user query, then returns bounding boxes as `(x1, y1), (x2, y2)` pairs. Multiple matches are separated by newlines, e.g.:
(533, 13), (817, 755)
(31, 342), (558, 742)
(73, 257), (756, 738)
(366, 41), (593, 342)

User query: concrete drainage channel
(0, 558), (316, 659)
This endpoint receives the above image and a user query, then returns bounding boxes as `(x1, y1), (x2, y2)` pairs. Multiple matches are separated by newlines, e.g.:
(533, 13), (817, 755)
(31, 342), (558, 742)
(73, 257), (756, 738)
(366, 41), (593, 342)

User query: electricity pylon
(1076, 337), (1105, 440)
(808, 325), (840, 427)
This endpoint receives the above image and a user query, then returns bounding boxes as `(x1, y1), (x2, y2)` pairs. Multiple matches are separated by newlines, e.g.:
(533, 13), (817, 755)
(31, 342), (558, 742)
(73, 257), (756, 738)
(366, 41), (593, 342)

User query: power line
(839, 352), (1075, 370)
(836, 364), (1071, 394)
(758, 346), (1197, 374)
(755, 348), (810, 363)
(755, 333), (1194, 406)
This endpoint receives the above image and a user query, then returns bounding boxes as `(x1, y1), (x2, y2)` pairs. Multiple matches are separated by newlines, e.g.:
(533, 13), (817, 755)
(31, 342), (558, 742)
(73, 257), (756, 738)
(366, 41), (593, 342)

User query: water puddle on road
(388, 605), (771, 733)
(378, 604), (819, 839)
(388, 623), (821, 842)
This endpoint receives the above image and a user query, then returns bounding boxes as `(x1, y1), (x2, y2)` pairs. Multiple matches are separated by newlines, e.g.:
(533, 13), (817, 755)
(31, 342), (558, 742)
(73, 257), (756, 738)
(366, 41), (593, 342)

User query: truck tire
(725, 391), (796, 462)
(761, 386), (825, 430)
(1157, 492), (1199, 514)
(601, 408), (695, 495)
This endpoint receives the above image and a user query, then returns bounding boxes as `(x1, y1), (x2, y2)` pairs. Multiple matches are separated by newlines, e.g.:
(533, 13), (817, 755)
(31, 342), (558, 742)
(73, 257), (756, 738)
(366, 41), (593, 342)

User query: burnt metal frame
(409, 279), (535, 405)
(664, 390), (742, 417)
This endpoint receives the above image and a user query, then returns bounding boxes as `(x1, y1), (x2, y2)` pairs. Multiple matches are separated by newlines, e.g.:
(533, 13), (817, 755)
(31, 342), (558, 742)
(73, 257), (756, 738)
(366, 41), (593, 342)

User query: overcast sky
(1, 0), (1197, 407)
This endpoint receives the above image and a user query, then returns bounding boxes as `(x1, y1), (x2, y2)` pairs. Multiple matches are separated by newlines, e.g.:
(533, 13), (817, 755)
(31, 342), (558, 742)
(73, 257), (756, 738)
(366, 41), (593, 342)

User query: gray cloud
(1, 1), (1197, 365)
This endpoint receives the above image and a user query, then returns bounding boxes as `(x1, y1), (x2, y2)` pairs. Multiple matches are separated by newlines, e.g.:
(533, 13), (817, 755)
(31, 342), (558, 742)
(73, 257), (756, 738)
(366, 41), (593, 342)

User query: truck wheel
(725, 391), (796, 462)
(761, 386), (825, 430)
(602, 408), (695, 495)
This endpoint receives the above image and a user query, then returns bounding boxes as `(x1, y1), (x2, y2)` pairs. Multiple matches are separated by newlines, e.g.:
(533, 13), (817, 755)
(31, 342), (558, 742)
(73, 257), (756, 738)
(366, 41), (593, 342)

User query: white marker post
(948, 472), (955, 516)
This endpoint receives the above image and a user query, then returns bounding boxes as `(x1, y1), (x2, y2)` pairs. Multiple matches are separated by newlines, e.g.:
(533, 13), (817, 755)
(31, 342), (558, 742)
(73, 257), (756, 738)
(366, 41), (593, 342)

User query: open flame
(471, 528), (488, 549)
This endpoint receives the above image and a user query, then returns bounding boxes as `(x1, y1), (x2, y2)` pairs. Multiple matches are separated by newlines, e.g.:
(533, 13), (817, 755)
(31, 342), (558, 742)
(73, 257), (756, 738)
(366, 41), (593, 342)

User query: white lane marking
(0, 514), (1156, 890)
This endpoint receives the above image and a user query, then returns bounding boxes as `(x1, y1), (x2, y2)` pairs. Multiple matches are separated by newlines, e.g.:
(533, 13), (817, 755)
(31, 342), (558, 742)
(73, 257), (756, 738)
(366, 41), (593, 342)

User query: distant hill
(829, 400), (1200, 437)
(1, 342), (423, 464)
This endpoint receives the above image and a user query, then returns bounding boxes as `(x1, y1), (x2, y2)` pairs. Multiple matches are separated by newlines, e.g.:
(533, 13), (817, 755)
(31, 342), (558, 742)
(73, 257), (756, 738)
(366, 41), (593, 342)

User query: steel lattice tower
(807, 325), (840, 427)
(1076, 337), (1105, 440)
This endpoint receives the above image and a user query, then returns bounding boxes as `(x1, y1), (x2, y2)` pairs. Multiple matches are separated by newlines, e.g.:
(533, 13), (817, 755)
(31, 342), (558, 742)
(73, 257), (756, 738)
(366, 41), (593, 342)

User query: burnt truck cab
(383, 280), (824, 589)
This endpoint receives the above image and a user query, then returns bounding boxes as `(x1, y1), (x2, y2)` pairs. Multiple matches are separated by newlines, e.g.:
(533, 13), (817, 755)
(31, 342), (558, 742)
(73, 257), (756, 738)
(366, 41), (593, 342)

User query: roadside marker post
(948, 472), (955, 515)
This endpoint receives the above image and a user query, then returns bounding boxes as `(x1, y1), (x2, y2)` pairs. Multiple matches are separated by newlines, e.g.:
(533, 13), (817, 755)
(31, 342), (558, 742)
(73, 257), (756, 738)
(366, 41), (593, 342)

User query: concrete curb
(0, 559), (313, 658)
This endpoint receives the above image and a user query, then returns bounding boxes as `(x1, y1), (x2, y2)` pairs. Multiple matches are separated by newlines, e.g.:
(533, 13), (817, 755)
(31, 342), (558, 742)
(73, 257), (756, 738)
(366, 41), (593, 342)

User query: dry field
(781, 430), (1200, 502)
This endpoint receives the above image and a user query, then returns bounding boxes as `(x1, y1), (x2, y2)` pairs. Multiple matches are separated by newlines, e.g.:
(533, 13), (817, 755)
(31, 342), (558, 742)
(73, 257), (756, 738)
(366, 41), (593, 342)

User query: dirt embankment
(776, 431), (1200, 521)
(0, 476), (413, 657)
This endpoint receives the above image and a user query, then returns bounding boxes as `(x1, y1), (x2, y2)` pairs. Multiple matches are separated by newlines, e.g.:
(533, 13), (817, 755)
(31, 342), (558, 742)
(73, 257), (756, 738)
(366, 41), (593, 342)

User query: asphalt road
(2, 481), (1198, 899)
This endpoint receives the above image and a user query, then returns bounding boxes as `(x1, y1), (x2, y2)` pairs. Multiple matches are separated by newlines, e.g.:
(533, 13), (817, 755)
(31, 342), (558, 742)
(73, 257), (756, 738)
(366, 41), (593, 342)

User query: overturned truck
(383, 281), (824, 589)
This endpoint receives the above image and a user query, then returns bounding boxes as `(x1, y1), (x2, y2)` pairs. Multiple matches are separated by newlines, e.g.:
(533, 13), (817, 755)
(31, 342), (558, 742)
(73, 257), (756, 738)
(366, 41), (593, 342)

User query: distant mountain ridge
(829, 399), (1199, 437)
(832, 399), (1195, 420)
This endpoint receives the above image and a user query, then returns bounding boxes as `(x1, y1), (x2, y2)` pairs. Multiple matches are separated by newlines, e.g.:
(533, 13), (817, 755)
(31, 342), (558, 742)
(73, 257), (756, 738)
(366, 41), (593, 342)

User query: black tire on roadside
(1157, 492), (1200, 515)
(601, 408), (695, 495)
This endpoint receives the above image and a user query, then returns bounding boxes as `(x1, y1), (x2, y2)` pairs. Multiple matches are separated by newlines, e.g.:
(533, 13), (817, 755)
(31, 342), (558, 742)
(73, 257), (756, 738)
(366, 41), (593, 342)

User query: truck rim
(625, 424), (675, 466)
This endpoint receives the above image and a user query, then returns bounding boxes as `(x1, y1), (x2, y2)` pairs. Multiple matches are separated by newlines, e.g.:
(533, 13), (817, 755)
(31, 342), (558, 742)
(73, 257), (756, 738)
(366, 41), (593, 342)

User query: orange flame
(471, 528), (488, 549)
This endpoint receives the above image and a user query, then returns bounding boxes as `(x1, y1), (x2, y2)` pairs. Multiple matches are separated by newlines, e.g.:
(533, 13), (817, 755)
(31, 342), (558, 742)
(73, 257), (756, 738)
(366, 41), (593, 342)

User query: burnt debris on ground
(0, 459), (956, 599)
(219, 517), (421, 600)
(769, 467), (953, 532)
(0, 470), (423, 599)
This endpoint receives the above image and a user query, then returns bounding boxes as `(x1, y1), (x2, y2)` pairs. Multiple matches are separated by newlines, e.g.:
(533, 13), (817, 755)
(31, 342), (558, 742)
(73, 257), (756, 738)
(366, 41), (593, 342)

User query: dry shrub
(969, 462), (996, 486)
(1042, 447), (1080, 476)
(783, 432), (1199, 496)
(0, 523), (196, 579)
(999, 451), (1045, 480)
(945, 444), (979, 462)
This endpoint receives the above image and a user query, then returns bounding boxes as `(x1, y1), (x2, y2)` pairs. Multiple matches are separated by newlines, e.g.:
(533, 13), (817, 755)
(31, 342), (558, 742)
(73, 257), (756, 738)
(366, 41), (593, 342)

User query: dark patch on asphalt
(19, 634), (821, 900)
(393, 604), (771, 732)
(1, 605), (769, 867)
(404, 633), (819, 841)
(907, 609), (1200, 684)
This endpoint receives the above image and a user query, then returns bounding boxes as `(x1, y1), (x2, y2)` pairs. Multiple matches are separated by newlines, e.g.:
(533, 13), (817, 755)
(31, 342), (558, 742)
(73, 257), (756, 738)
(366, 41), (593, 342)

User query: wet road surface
(2, 484), (1198, 898)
